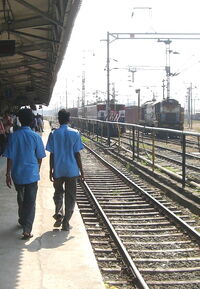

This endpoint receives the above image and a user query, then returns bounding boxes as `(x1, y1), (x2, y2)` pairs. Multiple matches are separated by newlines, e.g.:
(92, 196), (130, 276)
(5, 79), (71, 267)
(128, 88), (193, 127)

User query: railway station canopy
(0, 0), (82, 112)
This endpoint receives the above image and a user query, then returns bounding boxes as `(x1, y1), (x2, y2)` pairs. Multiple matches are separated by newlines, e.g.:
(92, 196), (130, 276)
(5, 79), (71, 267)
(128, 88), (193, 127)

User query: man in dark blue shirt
(46, 109), (84, 231)
(4, 108), (46, 239)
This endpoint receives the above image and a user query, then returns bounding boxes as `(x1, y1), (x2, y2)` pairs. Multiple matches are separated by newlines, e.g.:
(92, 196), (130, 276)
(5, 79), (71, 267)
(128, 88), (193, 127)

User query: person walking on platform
(3, 111), (13, 135)
(0, 117), (6, 156)
(36, 114), (44, 132)
(3, 108), (46, 240)
(46, 109), (84, 231)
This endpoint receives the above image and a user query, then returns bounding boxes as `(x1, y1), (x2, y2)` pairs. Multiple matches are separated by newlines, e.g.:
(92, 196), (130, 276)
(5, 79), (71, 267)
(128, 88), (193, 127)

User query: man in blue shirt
(46, 109), (84, 231)
(4, 108), (46, 239)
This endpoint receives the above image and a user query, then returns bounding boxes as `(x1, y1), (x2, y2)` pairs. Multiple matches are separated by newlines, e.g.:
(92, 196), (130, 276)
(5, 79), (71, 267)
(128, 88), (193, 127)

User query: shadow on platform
(26, 230), (74, 251)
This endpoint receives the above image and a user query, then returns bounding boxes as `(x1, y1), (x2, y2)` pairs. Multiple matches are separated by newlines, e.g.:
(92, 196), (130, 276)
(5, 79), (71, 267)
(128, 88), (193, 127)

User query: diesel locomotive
(139, 98), (184, 131)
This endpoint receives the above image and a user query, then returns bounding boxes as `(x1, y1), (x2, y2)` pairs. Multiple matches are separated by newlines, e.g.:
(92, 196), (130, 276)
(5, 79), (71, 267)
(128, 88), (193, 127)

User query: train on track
(69, 103), (125, 137)
(139, 98), (184, 130)
(67, 98), (184, 138)
(131, 98), (184, 137)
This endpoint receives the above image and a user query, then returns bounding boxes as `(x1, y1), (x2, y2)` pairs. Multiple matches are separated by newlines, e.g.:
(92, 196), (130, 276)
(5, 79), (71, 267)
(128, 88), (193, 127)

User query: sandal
(21, 233), (33, 240)
(53, 218), (63, 227)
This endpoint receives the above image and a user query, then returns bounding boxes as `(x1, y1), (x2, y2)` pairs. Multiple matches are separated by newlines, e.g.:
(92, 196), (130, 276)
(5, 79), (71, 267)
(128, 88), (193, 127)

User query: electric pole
(65, 79), (68, 109)
(190, 83), (193, 129)
(162, 79), (165, 99)
(82, 70), (85, 118)
(187, 86), (191, 128)
(135, 89), (141, 123)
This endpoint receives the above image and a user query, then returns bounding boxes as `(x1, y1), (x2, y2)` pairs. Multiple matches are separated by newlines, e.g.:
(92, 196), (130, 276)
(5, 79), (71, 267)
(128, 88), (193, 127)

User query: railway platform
(0, 123), (105, 289)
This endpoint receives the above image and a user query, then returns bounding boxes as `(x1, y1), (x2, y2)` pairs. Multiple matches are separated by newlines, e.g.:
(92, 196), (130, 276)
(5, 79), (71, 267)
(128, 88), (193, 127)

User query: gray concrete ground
(0, 123), (105, 289)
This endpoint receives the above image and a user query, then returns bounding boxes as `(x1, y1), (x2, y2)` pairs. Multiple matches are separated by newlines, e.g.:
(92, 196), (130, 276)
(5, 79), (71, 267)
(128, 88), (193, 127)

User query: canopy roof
(0, 0), (82, 110)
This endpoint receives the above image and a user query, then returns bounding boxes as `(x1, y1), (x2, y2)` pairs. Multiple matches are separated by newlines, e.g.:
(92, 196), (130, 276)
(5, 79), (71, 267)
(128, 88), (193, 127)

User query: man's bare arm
(49, 152), (54, 182)
(75, 152), (84, 181)
(6, 158), (12, 188)
(38, 159), (42, 170)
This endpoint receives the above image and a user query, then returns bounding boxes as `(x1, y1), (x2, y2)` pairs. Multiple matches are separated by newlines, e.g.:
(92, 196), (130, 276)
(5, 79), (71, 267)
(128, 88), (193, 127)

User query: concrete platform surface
(0, 123), (105, 289)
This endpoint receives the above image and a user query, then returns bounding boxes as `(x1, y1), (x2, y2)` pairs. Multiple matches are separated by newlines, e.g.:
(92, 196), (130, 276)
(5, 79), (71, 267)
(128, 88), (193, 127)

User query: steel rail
(122, 133), (200, 161)
(120, 138), (200, 173)
(81, 178), (149, 289)
(82, 179), (150, 289)
(84, 144), (200, 245)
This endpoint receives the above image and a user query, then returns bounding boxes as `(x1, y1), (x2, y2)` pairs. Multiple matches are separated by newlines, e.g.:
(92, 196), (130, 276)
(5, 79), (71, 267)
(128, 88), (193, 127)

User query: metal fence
(70, 117), (200, 189)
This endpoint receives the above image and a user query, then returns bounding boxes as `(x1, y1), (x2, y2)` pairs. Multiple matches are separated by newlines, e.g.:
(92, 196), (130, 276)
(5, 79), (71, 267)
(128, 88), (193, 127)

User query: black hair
(58, 109), (70, 124)
(18, 108), (34, 126)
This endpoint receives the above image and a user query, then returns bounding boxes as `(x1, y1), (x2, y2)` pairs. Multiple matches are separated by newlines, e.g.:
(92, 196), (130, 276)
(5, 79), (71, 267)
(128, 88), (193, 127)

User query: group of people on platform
(0, 111), (13, 156)
(31, 113), (44, 132)
(2, 108), (84, 240)
(0, 111), (44, 156)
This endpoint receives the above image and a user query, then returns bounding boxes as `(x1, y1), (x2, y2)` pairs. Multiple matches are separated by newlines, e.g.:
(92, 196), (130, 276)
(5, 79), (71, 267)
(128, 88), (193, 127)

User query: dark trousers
(53, 177), (77, 225)
(14, 182), (38, 233)
(0, 134), (6, 155)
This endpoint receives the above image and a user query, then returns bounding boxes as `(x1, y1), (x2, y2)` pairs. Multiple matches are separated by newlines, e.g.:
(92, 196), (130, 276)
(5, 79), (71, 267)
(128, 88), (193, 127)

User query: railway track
(91, 129), (200, 190)
(123, 132), (200, 154)
(123, 133), (200, 162)
(76, 145), (200, 289)
(48, 119), (200, 212)
(118, 134), (200, 186)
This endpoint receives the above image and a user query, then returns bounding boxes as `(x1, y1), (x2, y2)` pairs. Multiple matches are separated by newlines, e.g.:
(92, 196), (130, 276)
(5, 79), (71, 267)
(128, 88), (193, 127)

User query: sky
(48, 0), (200, 112)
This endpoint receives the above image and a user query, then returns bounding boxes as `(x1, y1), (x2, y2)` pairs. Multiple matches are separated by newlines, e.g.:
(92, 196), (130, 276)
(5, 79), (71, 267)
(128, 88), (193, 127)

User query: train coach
(69, 103), (125, 137)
